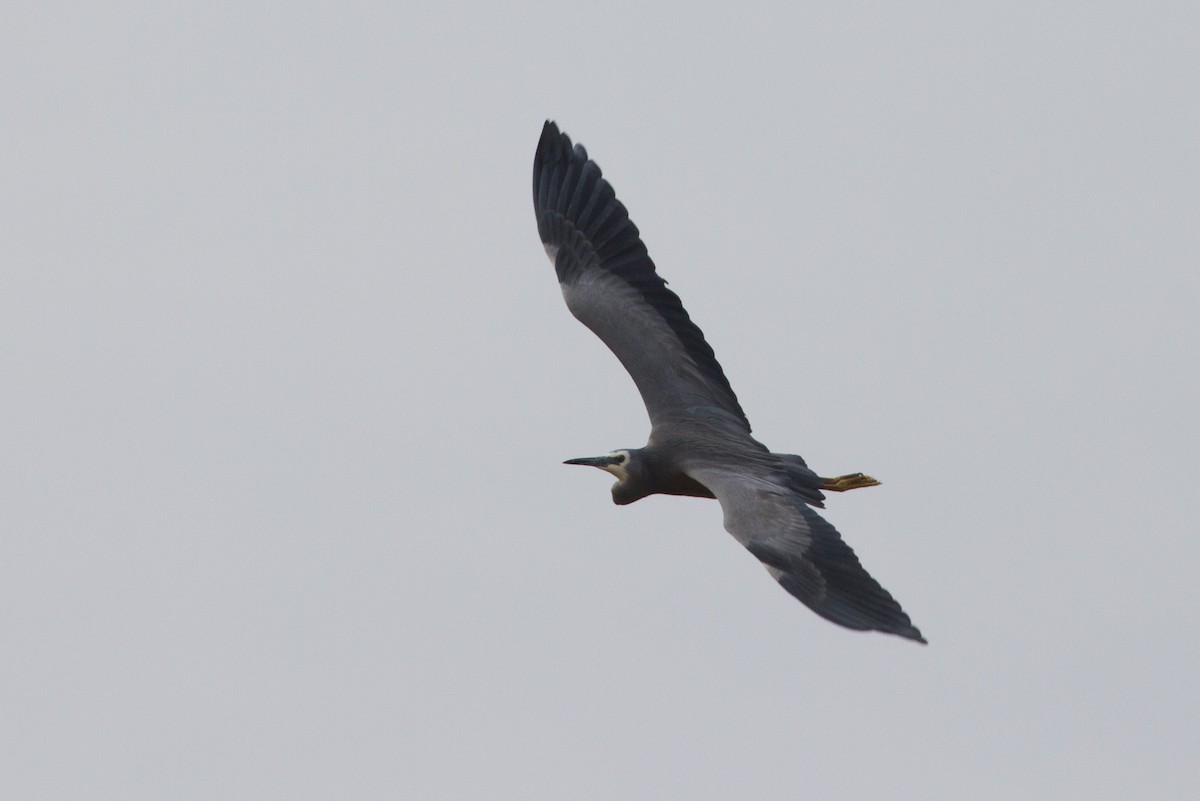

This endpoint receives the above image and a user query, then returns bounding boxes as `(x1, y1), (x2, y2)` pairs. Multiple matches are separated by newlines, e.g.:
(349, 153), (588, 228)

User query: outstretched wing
(688, 465), (926, 643)
(533, 120), (750, 434)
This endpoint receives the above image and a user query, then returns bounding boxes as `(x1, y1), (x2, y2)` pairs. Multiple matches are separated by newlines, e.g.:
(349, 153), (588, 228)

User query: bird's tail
(773, 453), (828, 508)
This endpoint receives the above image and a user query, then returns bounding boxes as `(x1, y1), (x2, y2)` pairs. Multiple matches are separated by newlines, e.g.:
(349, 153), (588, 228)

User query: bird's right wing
(687, 465), (926, 642)
(533, 121), (750, 434)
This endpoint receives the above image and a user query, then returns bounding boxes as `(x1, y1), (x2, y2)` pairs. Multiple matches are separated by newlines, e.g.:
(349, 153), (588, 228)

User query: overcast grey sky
(3, 2), (1198, 799)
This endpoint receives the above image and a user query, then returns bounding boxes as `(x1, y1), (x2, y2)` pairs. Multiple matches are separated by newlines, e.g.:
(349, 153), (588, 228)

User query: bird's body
(533, 121), (925, 643)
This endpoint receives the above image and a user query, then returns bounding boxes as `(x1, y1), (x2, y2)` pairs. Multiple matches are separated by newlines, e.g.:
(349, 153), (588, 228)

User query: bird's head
(563, 449), (647, 505)
(563, 450), (630, 481)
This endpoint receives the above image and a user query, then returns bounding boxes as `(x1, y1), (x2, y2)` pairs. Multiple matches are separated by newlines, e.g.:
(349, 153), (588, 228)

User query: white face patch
(602, 450), (631, 483)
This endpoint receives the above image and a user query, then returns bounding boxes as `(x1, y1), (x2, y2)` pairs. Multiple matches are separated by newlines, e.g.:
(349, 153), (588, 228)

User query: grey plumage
(534, 121), (925, 643)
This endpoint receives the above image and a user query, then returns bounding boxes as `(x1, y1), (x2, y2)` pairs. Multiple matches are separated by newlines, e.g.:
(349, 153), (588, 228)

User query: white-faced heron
(533, 121), (925, 643)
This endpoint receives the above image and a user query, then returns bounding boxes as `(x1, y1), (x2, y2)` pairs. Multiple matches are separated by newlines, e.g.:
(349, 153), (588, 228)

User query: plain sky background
(3, 2), (1198, 799)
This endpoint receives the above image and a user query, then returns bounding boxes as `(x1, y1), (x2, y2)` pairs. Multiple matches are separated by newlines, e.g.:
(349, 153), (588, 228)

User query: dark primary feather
(533, 120), (749, 431)
(746, 509), (925, 642)
(689, 465), (925, 643)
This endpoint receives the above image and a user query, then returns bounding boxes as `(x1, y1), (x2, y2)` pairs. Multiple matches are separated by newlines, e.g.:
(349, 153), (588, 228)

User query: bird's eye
(614, 453), (626, 464)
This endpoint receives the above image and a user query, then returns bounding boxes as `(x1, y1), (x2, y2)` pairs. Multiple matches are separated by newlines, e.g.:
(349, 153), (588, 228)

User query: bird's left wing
(686, 464), (926, 643)
(532, 121), (750, 434)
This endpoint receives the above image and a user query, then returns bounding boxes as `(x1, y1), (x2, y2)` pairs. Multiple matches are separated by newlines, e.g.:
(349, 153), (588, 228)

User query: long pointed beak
(563, 455), (618, 468)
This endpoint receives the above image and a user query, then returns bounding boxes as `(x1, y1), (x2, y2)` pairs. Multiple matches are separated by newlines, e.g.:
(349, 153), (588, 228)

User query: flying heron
(533, 121), (925, 643)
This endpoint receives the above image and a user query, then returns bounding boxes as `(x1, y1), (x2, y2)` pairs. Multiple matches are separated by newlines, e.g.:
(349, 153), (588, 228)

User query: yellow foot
(820, 472), (881, 492)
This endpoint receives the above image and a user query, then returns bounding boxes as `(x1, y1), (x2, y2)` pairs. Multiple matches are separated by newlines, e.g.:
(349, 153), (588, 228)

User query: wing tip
(536, 119), (585, 171)
(759, 531), (927, 645)
(537, 119), (564, 162)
